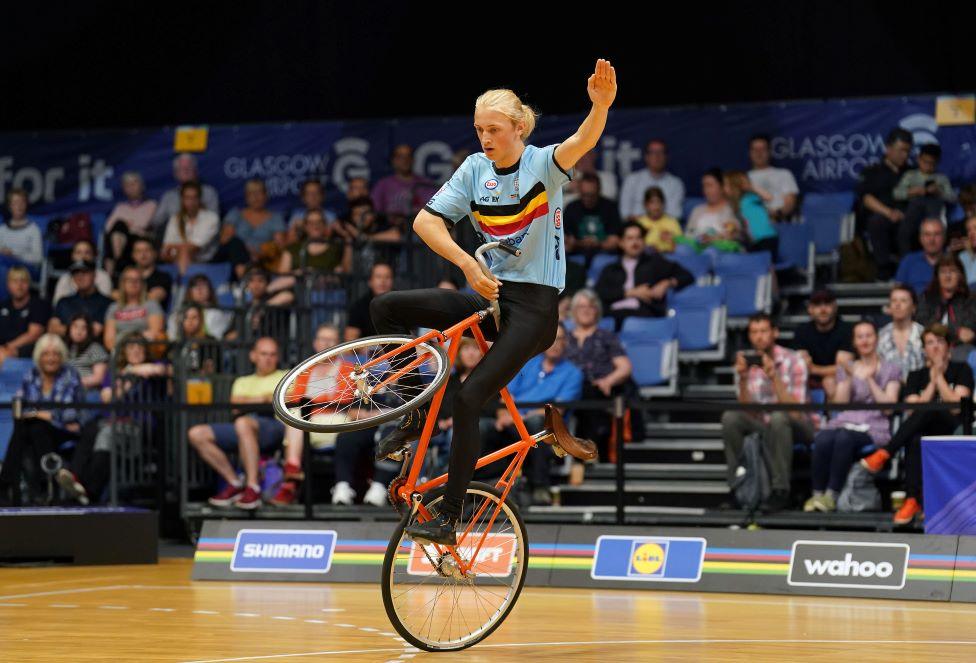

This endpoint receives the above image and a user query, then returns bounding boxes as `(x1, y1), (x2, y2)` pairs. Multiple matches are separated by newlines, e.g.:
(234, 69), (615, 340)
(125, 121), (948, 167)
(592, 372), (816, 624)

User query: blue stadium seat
(619, 316), (677, 396)
(670, 251), (712, 285)
(802, 192), (856, 274)
(586, 253), (618, 286)
(185, 262), (233, 288)
(668, 284), (727, 360)
(774, 222), (815, 295)
(0, 358), (33, 376)
(157, 263), (180, 283)
(598, 316), (615, 331)
(713, 251), (772, 321)
(567, 254), (586, 266)
(967, 349), (976, 379)
(682, 196), (704, 223)
(0, 414), (11, 462)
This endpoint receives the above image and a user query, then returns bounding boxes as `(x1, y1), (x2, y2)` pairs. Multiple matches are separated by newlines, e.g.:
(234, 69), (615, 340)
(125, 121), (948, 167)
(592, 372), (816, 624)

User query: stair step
(585, 462), (727, 480)
(556, 480), (729, 494)
(627, 440), (724, 451)
(644, 422), (722, 437)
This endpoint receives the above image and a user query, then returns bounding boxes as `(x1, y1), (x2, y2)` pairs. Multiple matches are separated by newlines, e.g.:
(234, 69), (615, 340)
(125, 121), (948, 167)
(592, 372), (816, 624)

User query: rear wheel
(380, 482), (529, 651)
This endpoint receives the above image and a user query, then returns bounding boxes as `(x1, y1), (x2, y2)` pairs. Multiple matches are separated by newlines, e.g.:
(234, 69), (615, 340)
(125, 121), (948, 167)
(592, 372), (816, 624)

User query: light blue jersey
(424, 143), (573, 291)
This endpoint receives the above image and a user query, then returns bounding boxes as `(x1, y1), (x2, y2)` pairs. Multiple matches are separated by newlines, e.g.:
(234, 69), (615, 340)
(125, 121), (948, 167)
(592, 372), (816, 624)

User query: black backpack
(730, 432), (771, 513)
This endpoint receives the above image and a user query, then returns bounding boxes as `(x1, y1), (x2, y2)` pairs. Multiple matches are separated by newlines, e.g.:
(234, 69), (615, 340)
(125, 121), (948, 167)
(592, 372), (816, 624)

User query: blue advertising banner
(230, 528), (337, 574)
(922, 436), (976, 535)
(2, 95), (975, 218)
(591, 535), (706, 582)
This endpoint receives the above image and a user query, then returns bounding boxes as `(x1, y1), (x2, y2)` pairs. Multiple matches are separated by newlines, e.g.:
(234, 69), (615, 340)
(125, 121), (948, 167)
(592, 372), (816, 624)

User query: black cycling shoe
(404, 512), (459, 546)
(375, 408), (427, 460)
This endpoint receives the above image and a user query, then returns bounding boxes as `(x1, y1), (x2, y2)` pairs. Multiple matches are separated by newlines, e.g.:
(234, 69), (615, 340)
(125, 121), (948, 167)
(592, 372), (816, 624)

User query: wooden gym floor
(1, 558), (975, 662)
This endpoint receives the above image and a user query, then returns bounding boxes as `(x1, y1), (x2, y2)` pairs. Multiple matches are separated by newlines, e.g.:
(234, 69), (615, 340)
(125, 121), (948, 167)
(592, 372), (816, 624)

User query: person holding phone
(722, 313), (816, 512)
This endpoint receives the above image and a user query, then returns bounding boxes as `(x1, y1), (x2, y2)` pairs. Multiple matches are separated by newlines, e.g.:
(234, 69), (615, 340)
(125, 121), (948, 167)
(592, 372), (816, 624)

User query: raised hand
(587, 58), (617, 109)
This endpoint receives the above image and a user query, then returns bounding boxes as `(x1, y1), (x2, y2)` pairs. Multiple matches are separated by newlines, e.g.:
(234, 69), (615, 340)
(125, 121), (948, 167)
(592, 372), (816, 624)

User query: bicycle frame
(361, 306), (550, 572)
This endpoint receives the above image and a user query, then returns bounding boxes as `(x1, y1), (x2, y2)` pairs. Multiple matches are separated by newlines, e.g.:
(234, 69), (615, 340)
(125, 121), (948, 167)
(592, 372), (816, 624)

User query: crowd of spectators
(1, 123), (975, 522)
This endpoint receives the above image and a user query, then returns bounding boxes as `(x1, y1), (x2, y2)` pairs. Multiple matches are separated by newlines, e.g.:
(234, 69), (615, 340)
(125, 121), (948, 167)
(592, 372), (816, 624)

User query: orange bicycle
(273, 241), (596, 651)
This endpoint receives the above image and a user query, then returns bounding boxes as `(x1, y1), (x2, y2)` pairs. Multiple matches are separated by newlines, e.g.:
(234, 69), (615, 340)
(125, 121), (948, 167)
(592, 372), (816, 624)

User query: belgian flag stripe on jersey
(470, 183), (549, 236)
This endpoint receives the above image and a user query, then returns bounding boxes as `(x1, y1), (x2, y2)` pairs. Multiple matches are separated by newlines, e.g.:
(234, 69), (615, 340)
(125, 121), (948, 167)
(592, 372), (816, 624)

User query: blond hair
(32, 333), (69, 367)
(475, 89), (537, 140)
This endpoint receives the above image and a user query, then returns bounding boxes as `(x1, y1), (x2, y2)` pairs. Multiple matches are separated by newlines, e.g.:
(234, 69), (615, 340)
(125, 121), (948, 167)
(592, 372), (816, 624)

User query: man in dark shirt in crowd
(595, 222), (693, 330)
(130, 238), (173, 310)
(49, 261), (114, 338)
(345, 262), (394, 340)
(564, 173), (622, 255)
(792, 289), (853, 400)
(0, 266), (50, 362)
(857, 127), (913, 280)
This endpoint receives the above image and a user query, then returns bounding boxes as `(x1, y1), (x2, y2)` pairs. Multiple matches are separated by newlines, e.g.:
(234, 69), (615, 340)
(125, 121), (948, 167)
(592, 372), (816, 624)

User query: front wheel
(272, 334), (451, 434)
(381, 482), (529, 652)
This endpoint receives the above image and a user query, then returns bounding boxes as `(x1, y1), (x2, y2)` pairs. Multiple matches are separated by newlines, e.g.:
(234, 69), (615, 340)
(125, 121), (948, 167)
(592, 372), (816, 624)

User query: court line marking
(0, 584), (129, 600)
(180, 639), (976, 662)
(1, 574), (131, 589)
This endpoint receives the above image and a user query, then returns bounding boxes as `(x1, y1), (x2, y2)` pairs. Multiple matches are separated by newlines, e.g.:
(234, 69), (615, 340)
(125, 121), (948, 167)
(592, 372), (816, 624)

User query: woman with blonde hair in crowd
(724, 169), (779, 259)
(103, 265), (165, 351)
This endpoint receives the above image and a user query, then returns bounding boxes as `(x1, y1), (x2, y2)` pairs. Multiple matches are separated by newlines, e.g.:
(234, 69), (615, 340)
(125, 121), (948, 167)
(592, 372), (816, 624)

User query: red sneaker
(860, 448), (890, 474)
(269, 481), (298, 506)
(893, 497), (922, 525)
(283, 463), (304, 482)
(235, 485), (263, 510)
(208, 483), (243, 507)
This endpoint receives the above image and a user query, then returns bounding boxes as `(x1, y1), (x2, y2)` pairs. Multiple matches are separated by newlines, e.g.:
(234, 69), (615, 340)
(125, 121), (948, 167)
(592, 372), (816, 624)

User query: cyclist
(369, 59), (618, 545)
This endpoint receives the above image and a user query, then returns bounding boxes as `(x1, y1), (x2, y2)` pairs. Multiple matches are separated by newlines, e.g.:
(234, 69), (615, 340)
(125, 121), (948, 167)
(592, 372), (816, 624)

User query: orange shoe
(893, 497), (922, 525)
(860, 448), (890, 474)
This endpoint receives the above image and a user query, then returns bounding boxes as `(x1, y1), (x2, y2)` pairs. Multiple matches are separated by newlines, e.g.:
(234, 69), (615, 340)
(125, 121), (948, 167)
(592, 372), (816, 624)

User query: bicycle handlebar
(473, 241), (521, 279)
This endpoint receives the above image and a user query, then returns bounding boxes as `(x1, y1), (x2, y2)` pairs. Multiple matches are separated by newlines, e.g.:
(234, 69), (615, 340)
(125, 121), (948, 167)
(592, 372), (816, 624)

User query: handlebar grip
(497, 242), (521, 257)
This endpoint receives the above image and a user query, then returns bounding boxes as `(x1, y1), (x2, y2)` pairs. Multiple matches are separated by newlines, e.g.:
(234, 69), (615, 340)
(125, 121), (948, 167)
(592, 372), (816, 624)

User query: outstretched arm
(554, 58), (617, 172)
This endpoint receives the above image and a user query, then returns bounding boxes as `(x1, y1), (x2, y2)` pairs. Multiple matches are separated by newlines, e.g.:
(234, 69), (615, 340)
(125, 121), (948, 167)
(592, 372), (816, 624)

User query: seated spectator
(346, 262), (394, 340)
(272, 323), (341, 506)
(50, 261), (114, 338)
(619, 139), (684, 220)
(175, 303), (219, 374)
(64, 314), (109, 391)
(0, 188), (43, 270)
(129, 238), (173, 310)
(564, 289), (633, 465)
(339, 195), (401, 244)
(861, 323), (974, 524)
(480, 324), (583, 505)
(187, 337), (287, 510)
(682, 169), (741, 252)
(894, 143), (956, 254)
(878, 284), (925, 380)
(957, 216), (976, 285)
(57, 333), (168, 505)
(747, 134), (799, 220)
(0, 266), (50, 363)
(167, 274), (234, 340)
(103, 266), (166, 351)
(152, 153), (221, 230)
(594, 222), (693, 330)
(242, 268), (294, 340)
(723, 314), (815, 512)
(858, 128), (913, 280)
(916, 254), (976, 361)
(563, 148), (618, 205)
(341, 176), (370, 218)
(282, 209), (350, 274)
(0, 334), (84, 505)
(793, 289), (853, 400)
(724, 170), (778, 259)
(104, 171), (158, 273)
(564, 173), (622, 254)
(371, 144), (437, 228)
(287, 179), (338, 240)
(635, 186), (682, 253)
(804, 320), (901, 512)
(162, 182), (220, 274)
(222, 179), (286, 257)
(894, 218), (945, 293)
(52, 240), (113, 305)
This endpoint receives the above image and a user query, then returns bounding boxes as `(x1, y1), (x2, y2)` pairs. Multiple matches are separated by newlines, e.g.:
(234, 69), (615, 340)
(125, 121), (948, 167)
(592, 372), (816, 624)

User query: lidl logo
(407, 532), (516, 577)
(592, 536), (706, 583)
(230, 529), (337, 574)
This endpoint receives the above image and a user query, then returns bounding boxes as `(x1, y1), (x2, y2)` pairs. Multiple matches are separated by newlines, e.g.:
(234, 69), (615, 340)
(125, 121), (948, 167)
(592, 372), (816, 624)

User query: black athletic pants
(370, 281), (560, 514)
(885, 410), (960, 502)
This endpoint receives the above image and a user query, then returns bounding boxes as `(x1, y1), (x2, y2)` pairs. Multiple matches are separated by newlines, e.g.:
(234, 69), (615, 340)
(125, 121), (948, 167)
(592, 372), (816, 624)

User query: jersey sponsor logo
(553, 207), (562, 229)
(407, 532), (516, 577)
(591, 536), (706, 582)
(484, 178), (499, 190)
(230, 529), (337, 573)
(788, 541), (909, 589)
(554, 232), (560, 261)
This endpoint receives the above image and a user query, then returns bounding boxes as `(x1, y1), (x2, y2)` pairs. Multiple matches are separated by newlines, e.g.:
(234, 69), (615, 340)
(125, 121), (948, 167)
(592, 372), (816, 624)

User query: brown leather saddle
(543, 403), (598, 461)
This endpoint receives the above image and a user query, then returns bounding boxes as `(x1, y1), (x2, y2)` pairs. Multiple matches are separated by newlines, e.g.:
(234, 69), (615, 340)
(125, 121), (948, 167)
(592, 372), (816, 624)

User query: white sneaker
(331, 481), (355, 505)
(363, 481), (388, 507)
